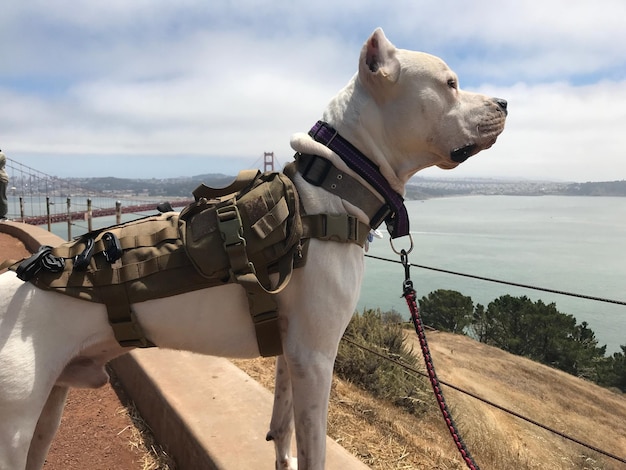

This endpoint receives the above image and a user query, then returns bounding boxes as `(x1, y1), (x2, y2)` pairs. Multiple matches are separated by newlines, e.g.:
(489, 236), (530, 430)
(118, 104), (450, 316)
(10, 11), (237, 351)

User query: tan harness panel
(4, 165), (373, 357)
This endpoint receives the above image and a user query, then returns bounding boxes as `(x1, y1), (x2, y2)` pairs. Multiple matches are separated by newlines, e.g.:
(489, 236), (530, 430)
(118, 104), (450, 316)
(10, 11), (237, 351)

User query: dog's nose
(494, 98), (508, 115)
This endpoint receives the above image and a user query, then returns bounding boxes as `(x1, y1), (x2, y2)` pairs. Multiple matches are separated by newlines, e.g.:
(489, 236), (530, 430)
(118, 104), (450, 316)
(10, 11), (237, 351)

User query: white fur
(0, 28), (506, 470)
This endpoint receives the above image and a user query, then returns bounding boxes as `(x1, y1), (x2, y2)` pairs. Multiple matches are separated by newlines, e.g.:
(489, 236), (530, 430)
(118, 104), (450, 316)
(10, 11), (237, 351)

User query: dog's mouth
(450, 144), (479, 163)
(450, 134), (500, 164)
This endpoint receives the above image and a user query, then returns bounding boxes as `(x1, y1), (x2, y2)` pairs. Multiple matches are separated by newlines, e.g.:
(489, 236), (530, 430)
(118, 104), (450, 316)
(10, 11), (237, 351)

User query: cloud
(1, 1), (625, 181)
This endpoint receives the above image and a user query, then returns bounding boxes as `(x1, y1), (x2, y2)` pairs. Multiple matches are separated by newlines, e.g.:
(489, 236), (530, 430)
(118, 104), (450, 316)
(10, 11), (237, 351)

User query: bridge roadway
(18, 200), (195, 225)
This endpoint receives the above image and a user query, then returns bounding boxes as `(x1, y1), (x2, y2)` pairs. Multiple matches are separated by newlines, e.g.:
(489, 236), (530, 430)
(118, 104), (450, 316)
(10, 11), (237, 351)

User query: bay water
(40, 195), (625, 354)
(361, 196), (626, 354)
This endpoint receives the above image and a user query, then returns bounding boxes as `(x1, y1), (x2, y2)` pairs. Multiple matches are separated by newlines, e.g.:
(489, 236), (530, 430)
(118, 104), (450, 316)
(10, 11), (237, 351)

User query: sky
(1, 1), (626, 182)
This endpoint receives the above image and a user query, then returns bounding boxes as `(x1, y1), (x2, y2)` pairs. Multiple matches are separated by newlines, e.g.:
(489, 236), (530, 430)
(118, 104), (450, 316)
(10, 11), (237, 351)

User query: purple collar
(308, 120), (409, 239)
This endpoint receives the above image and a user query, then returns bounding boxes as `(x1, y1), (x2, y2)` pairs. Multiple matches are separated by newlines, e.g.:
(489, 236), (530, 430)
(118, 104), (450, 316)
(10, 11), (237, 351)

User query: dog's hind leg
(0, 395), (50, 470)
(25, 385), (69, 470)
(267, 355), (297, 470)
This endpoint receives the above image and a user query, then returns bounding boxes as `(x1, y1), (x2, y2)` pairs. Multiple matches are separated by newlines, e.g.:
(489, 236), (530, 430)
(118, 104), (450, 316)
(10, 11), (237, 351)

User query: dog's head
(356, 28), (507, 174)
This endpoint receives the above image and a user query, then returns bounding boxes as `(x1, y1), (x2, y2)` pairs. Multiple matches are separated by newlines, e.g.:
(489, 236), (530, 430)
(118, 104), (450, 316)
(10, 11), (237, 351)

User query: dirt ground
(0, 232), (156, 470)
(42, 378), (151, 470)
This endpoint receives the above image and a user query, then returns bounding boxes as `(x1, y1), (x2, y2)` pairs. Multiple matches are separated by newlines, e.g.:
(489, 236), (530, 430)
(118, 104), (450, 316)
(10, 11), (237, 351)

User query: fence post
(66, 197), (72, 240)
(116, 201), (122, 225)
(87, 198), (93, 232)
(46, 197), (52, 232)
(19, 197), (25, 221)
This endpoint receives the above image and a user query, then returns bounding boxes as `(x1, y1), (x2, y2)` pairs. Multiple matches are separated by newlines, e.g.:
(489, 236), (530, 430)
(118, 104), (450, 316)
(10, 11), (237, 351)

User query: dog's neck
(302, 121), (410, 238)
(318, 75), (445, 195)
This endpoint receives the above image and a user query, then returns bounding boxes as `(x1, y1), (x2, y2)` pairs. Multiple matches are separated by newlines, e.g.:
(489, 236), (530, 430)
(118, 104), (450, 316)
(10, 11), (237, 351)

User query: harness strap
(216, 201), (284, 357)
(40, 248), (191, 288)
(296, 153), (391, 229)
(0, 258), (19, 272)
(302, 213), (370, 247)
(1, 254), (158, 348)
(252, 197), (290, 238)
(99, 284), (156, 348)
(235, 272), (283, 357)
(50, 221), (179, 260)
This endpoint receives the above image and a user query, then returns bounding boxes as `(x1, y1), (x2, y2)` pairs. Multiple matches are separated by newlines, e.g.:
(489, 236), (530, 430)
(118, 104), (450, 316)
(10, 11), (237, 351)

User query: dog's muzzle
(451, 97), (507, 164)
(450, 144), (478, 163)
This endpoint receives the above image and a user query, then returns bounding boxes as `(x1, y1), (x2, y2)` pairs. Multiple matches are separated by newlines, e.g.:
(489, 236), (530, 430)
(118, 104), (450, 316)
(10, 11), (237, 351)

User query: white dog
(0, 28), (506, 470)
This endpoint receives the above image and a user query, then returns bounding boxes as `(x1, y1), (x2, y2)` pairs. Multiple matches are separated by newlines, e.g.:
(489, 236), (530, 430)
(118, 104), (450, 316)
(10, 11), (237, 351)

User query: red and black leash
(400, 248), (480, 470)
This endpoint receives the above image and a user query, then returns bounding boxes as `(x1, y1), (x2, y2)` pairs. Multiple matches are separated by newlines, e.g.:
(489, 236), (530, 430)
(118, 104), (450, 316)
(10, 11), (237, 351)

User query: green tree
(418, 289), (474, 334)
(476, 295), (608, 378)
(599, 345), (626, 392)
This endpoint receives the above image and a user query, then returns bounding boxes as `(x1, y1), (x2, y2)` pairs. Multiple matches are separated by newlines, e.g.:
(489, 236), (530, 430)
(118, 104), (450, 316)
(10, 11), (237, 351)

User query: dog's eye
(447, 78), (457, 89)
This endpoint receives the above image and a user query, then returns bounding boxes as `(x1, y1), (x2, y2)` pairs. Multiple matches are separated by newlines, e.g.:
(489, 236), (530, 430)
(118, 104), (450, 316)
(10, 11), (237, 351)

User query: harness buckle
(300, 154), (333, 187)
(323, 214), (356, 242)
(102, 232), (123, 263)
(16, 245), (65, 281)
(73, 237), (95, 271)
(217, 205), (246, 247)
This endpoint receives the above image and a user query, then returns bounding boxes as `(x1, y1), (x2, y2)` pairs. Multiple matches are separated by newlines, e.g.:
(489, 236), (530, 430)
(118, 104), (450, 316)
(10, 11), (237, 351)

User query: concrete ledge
(1, 222), (369, 469)
(112, 351), (369, 469)
(0, 220), (66, 252)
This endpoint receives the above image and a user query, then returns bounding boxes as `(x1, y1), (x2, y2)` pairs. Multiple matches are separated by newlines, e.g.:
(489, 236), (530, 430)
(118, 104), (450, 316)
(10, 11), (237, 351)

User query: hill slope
(414, 331), (626, 469)
(235, 331), (626, 469)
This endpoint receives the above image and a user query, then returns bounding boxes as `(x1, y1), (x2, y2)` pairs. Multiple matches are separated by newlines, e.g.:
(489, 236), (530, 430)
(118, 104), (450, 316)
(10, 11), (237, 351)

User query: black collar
(307, 121), (410, 239)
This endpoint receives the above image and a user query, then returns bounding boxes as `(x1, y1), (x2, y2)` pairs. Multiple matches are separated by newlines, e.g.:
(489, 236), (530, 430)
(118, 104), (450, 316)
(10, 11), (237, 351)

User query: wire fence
(342, 332), (626, 466)
(4, 157), (193, 238)
(3, 157), (625, 465)
(355, 254), (626, 466)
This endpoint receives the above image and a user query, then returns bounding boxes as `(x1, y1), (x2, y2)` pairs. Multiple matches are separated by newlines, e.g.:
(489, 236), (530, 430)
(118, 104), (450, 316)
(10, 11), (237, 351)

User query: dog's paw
(276, 457), (297, 470)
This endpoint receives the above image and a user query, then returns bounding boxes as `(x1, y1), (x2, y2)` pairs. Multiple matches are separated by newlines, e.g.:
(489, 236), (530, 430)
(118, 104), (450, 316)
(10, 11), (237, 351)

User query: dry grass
(233, 332), (626, 470)
(116, 403), (176, 470)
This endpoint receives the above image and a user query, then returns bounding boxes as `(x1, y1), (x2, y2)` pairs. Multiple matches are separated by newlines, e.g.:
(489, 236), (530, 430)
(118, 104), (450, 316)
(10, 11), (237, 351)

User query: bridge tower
(263, 152), (275, 172)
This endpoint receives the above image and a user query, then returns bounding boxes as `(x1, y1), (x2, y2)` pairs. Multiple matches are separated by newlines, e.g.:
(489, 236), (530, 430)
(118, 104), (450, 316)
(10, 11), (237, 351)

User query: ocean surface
(40, 195), (625, 354)
(361, 196), (626, 354)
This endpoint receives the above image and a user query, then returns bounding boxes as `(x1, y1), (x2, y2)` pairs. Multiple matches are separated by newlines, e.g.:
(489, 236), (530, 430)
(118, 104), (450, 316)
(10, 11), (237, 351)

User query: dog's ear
(359, 28), (400, 87)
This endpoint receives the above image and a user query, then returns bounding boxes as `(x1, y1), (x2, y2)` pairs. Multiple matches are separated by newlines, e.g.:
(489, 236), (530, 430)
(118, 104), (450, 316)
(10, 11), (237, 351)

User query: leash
(397, 244), (480, 470)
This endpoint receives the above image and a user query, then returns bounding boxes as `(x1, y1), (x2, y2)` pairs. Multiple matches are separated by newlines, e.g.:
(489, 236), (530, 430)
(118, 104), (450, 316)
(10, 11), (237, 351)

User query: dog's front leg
(267, 355), (297, 470)
(275, 240), (363, 469)
(25, 385), (69, 470)
(286, 349), (335, 470)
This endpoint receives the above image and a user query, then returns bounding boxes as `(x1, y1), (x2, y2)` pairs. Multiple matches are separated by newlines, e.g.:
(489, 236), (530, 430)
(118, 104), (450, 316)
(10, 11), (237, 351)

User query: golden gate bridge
(3, 152), (278, 238)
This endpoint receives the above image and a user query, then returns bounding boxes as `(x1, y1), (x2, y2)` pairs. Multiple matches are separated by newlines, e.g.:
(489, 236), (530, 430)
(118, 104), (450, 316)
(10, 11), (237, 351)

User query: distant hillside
(69, 173), (236, 197)
(564, 180), (626, 196)
(407, 178), (626, 198)
(70, 174), (626, 198)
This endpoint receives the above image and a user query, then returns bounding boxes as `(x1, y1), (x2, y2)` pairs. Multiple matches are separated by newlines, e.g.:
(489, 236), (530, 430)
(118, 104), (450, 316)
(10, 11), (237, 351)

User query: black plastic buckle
(157, 201), (174, 213)
(301, 154), (333, 187)
(16, 245), (65, 281)
(41, 253), (65, 273)
(73, 238), (95, 271)
(102, 232), (123, 263)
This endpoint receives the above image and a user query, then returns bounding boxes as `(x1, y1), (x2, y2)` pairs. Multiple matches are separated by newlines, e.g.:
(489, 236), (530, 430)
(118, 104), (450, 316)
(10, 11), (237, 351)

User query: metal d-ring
(389, 233), (414, 255)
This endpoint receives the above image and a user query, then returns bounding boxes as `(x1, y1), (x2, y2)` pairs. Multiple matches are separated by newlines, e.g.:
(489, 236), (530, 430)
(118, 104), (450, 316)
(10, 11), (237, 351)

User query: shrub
(335, 309), (429, 415)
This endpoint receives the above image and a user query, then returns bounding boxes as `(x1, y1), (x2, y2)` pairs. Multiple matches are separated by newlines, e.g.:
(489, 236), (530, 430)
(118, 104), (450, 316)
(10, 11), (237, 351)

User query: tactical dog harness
(2, 122), (409, 357)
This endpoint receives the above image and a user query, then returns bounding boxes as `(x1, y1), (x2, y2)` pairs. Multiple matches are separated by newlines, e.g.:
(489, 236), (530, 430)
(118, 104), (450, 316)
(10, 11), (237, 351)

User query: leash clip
(400, 248), (414, 297)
